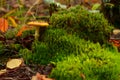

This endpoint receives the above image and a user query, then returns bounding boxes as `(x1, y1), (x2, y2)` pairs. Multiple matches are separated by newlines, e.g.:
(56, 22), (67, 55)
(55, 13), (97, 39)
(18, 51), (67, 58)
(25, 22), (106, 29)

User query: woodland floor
(0, 62), (55, 80)
(0, 1), (120, 80)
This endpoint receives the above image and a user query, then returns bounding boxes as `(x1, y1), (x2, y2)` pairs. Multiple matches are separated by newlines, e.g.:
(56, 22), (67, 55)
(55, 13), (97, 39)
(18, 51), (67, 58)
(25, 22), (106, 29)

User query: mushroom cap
(27, 21), (49, 27)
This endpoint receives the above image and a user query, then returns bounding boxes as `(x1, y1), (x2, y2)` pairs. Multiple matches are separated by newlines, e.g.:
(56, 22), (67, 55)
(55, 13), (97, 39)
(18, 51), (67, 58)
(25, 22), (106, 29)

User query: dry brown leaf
(31, 72), (54, 80)
(80, 73), (86, 80)
(31, 76), (37, 80)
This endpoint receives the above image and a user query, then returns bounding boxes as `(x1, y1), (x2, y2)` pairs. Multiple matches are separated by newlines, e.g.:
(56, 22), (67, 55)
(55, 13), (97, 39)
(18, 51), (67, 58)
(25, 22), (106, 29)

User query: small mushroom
(27, 21), (49, 40)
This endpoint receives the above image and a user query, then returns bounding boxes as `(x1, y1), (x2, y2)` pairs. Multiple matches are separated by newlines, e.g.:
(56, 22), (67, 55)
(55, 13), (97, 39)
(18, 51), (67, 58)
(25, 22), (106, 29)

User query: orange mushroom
(27, 21), (49, 40)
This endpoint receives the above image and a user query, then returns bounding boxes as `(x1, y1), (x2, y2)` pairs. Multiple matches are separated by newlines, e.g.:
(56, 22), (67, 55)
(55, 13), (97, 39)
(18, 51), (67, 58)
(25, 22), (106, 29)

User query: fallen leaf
(80, 73), (86, 80)
(8, 16), (17, 27)
(109, 39), (120, 47)
(31, 76), (37, 80)
(35, 72), (54, 80)
(16, 26), (34, 37)
(0, 18), (8, 32)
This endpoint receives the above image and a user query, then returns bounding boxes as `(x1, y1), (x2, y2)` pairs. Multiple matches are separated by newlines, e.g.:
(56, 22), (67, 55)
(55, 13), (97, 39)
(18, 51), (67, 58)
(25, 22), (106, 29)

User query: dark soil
(0, 63), (55, 80)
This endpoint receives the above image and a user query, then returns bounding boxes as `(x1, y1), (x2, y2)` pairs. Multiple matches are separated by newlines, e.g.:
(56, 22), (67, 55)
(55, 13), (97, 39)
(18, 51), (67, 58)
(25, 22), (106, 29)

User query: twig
(23, 0), (43, 24)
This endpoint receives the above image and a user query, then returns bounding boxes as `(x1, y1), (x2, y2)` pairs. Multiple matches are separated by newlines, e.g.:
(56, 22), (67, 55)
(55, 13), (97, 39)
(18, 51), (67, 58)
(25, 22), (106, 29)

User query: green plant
(31, 41), (49, 64)
(19, 28), (75, 64)
(9, 43), (22, 51)
(102, 42), (118, 53)
(21, 29), (35, 38)
(50, 50), (120, 80)
(19, 48), (33, 64)
(43, 28), (120, 80)
(0, 41), (5, 54)
(19, 28), (120, 80)
(5, 28), (18, 39)
(92, 3), (101, 10)
(50, 5), (113, 44)
(50, 55), (82, 80)
(44, 28), (104, 55)
(44, 29), (83, 62)
(44, 28), (75, 53)
(19, 41), (49, 64)
(19, 28), (98, 64)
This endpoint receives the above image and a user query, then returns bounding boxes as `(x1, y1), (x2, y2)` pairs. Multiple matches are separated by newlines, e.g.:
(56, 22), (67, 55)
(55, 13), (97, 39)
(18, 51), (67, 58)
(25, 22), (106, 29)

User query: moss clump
(50, 51), (120, 80)
(50, 5), (113, 44)
(19, 28), (103, 64)
(19, 48), (33, 64)
(19, 28), (120, 80)
(19, 42), (49, 64)
(19, 29), (68, 64)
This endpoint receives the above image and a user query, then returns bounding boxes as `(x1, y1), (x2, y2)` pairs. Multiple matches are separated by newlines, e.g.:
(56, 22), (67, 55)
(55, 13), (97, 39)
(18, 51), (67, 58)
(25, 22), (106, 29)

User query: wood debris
(6, 58), (24, 69)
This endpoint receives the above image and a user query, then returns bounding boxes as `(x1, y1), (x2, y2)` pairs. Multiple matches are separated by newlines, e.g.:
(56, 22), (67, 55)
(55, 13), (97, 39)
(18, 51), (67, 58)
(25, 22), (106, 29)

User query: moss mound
(50, 5), (113, 44)
(50, 51), (120, 80)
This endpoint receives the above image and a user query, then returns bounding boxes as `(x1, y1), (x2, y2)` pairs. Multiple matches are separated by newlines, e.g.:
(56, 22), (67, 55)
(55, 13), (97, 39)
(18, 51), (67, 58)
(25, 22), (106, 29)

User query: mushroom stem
(35, 27), (40, 40)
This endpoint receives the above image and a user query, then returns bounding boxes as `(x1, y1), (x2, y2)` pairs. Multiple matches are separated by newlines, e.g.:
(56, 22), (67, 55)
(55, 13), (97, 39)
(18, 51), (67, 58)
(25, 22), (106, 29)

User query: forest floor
(0, 59), (55, 80)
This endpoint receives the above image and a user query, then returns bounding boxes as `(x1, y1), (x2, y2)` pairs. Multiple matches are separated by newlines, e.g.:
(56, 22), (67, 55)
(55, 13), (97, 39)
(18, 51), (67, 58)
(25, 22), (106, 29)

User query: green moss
(0, 41), (5, 54)
(18, 28), (120, 80)
(9, 43), (22, 51)
(50, 55), (82, 80)
(31, 41), (49, 64)
(20, 28), (119, 65)
(50, 51), (120, 80)
(50, 5), (113, 44)
(19, 41), (49, 64)
(17, 5), (119, 80)
(19, 48), (33, 64)
(5, 28), (18, 39)
(21, 30), (35, 38)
